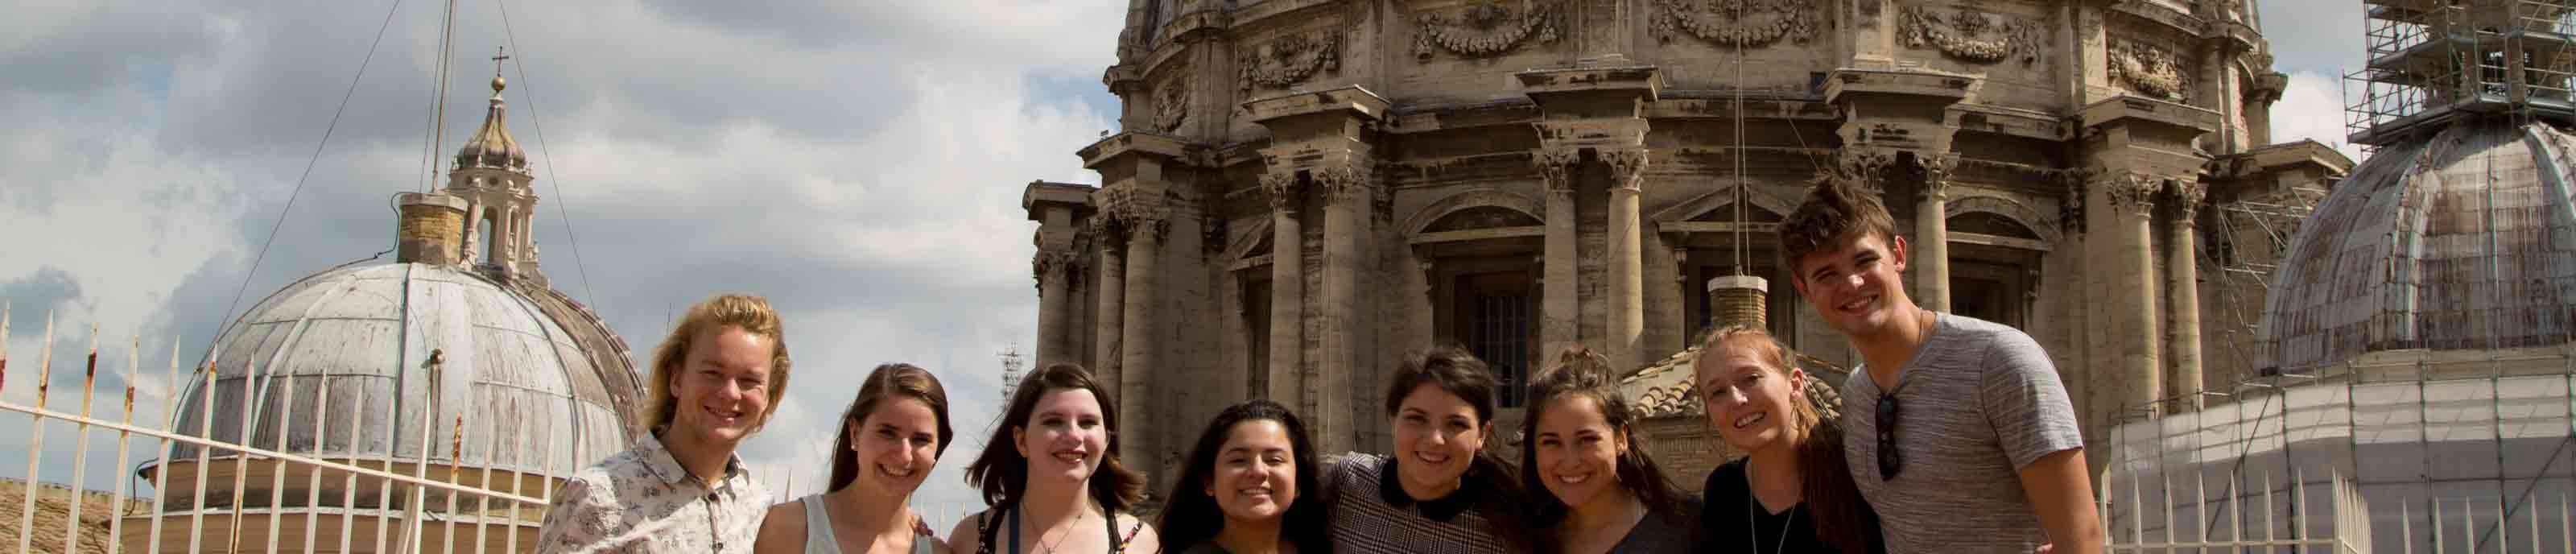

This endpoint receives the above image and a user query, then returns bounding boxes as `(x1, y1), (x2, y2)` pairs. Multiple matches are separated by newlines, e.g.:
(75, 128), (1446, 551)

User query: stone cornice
(1242, 85), (1390, 126)
(1080, 131), (1201, 172)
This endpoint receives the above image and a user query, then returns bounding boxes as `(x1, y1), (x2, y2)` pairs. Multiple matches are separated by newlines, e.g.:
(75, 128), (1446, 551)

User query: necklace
(1025, 502), (1090, 554)
(1748, 493), (1796, 554)
(1746, 461), (1797, 554)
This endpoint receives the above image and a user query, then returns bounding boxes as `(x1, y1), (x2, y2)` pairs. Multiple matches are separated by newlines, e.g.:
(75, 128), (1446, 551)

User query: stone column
(1263, 172), (1305, 403)
(1093, 218), (1126, 395)
(1915, 158), (1953, 312)
(1603, 148), (1649, 371)
(2166, 182), (2205, 410)
(1120, 212), (1166, 466)
(2102, 173), (2163, 416)
(1034, 250), (1075, 366)
(1315, 162), (1371, 454)
(1536, 149), (1580, 356)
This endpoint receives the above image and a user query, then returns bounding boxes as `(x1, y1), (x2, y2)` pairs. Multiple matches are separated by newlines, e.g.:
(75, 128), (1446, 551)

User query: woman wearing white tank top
(754, 363), (953, 554)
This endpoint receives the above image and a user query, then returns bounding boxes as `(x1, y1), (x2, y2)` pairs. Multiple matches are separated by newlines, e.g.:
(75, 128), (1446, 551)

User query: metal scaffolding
(2346, 0), (2576, 152)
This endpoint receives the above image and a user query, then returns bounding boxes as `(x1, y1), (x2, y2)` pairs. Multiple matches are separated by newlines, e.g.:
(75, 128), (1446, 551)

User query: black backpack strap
(1105, 512), (1126, 554)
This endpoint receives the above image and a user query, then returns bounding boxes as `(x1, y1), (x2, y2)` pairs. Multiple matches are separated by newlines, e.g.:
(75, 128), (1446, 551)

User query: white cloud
(0, 0), (1117, 525)
(2268, 71), (2366, 162)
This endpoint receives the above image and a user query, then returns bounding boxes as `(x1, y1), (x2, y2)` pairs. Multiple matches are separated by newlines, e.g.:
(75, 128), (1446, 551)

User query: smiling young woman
(1156, 399), (1330, 554)
(1692, 325), (1879, 554)
(1519, 346), (1694, 554)
(947, 363), (1160, 554)
(754, 363), (952, 554)
(1315, 346), (1529, 554)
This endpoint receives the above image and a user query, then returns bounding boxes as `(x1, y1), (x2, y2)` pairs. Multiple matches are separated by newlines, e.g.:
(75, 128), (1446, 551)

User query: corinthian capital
(1602, 148), (1649, 193)
(1261, 172), (1301, 213)
(2099, 172), (2161, 217)
(1920, 154), (1959, 200)
(1534, 148), (1579, 195)
(1834, 149), (1897, 192)
(1315, 161), (1375, 204)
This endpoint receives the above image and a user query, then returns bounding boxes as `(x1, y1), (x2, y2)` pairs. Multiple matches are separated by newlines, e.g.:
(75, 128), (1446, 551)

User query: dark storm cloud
(2, 267), (85, 334)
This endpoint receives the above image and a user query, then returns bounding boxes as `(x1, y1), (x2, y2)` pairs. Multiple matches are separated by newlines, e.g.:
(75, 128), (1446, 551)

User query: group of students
(531, 181), (2105, 554)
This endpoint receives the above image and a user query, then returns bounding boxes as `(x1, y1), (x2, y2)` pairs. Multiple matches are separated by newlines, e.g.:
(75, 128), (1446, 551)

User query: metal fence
(1, 308), (559, 554)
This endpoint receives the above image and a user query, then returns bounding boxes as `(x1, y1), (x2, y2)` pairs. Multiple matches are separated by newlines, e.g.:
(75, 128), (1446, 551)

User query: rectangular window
(1243, 276), (1272, 399)
(1456, 271), (1533, 407)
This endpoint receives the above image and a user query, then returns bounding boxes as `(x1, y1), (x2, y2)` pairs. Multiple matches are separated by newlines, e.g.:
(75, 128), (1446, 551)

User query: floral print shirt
(536, 432), (771, 554)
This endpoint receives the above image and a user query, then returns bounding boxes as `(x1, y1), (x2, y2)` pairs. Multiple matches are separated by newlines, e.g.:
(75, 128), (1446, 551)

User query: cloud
(2256, 0), (2365, 77)
(2268, 71), (2365, 161)
(0, 0), (1118, 523)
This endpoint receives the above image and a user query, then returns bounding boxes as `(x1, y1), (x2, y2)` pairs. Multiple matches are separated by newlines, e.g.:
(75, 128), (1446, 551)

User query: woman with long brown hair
(1520, 346), (1695, 553)
(946, 362), (1159, 554)
(754, 363), (952, 554)
(1156, 399), (1330, 554)
(1692, 325), (1880, 554)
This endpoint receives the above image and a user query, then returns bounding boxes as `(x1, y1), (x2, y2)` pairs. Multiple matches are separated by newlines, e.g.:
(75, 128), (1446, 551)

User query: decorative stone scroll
(1101, 184), (1173, 240)
(1153, 78), (1190, 132)
(1897, 5), (2041, 65)
(1241, 31), (1342, 93)
(1649, 0), (1819, 49)
(2166, 179), (2207, 217)
(2107, 39), (2190, 101)
(1413, 2), (1563, 61)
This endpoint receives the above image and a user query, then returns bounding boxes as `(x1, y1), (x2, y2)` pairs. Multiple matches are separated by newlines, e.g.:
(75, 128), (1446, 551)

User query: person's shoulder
(1323, 452), (1384, 481)
(1935, 312), (2024, 343)
(945, 507), (995, 551)
(1115, 511), (1160, 553)
(1702, 457), (1747, 491)
(753, 500), (808, 554)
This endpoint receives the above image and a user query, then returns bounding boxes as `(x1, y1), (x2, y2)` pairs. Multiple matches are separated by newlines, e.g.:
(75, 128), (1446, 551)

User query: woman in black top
(1157, 399), (1331, 554)
(1521, 346), (1697, 553)
(1692, 325), (1881, 554)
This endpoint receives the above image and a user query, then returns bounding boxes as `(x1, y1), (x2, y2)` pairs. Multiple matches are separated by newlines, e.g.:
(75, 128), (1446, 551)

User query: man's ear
(1888, 234), (1910, 271)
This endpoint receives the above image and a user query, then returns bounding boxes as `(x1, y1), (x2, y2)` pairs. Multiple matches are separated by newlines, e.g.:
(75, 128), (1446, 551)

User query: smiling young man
(1777, 181), (2102, 553)
(539, 293), (792, 554)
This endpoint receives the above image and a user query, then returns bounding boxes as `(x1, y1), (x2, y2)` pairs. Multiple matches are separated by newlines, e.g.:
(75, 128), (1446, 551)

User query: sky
(0, 0), (2361, 527)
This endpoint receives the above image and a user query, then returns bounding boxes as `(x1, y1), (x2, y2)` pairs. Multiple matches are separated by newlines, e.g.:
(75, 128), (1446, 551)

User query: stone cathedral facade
(1019, 0), (2352, 483)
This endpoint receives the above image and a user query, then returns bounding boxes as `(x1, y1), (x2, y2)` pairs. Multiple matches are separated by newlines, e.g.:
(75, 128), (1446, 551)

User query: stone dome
(166, 262), (643, 475)
(2261, 118), (2576, 373)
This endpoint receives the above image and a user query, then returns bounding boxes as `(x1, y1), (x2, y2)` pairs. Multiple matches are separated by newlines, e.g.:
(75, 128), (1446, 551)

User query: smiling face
(1203, 419), (1298, 525)
(848, 397), (940, 498)
(1012, 387), (1108, 486)
(1532, 394), (1626, 511)
(1695, 337), (1807, 454)
(665, 325), (777, 447)
(1390, 384), (1487, 498)
(1790, 231), (1912, 337)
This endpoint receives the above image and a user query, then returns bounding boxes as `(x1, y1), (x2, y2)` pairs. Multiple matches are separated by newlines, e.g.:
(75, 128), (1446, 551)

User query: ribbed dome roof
(2262, 118), (2576, 372)
(455, 76), (526, 171)
(170, 263), (641, 474)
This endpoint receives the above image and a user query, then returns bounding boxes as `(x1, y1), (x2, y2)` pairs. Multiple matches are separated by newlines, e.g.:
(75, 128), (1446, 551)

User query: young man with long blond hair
(539, 293), (794, 553)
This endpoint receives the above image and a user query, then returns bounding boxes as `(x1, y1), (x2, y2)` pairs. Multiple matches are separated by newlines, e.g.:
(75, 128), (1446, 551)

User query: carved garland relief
(1650, 0), (1819, 49)
(1413, 2), (1563, 61)
(1897, 5), (2041, 65)
(1241, 31), (1343, 93)
(1153, 77), (1190, 132)
(2107, 39), (2190, 101)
